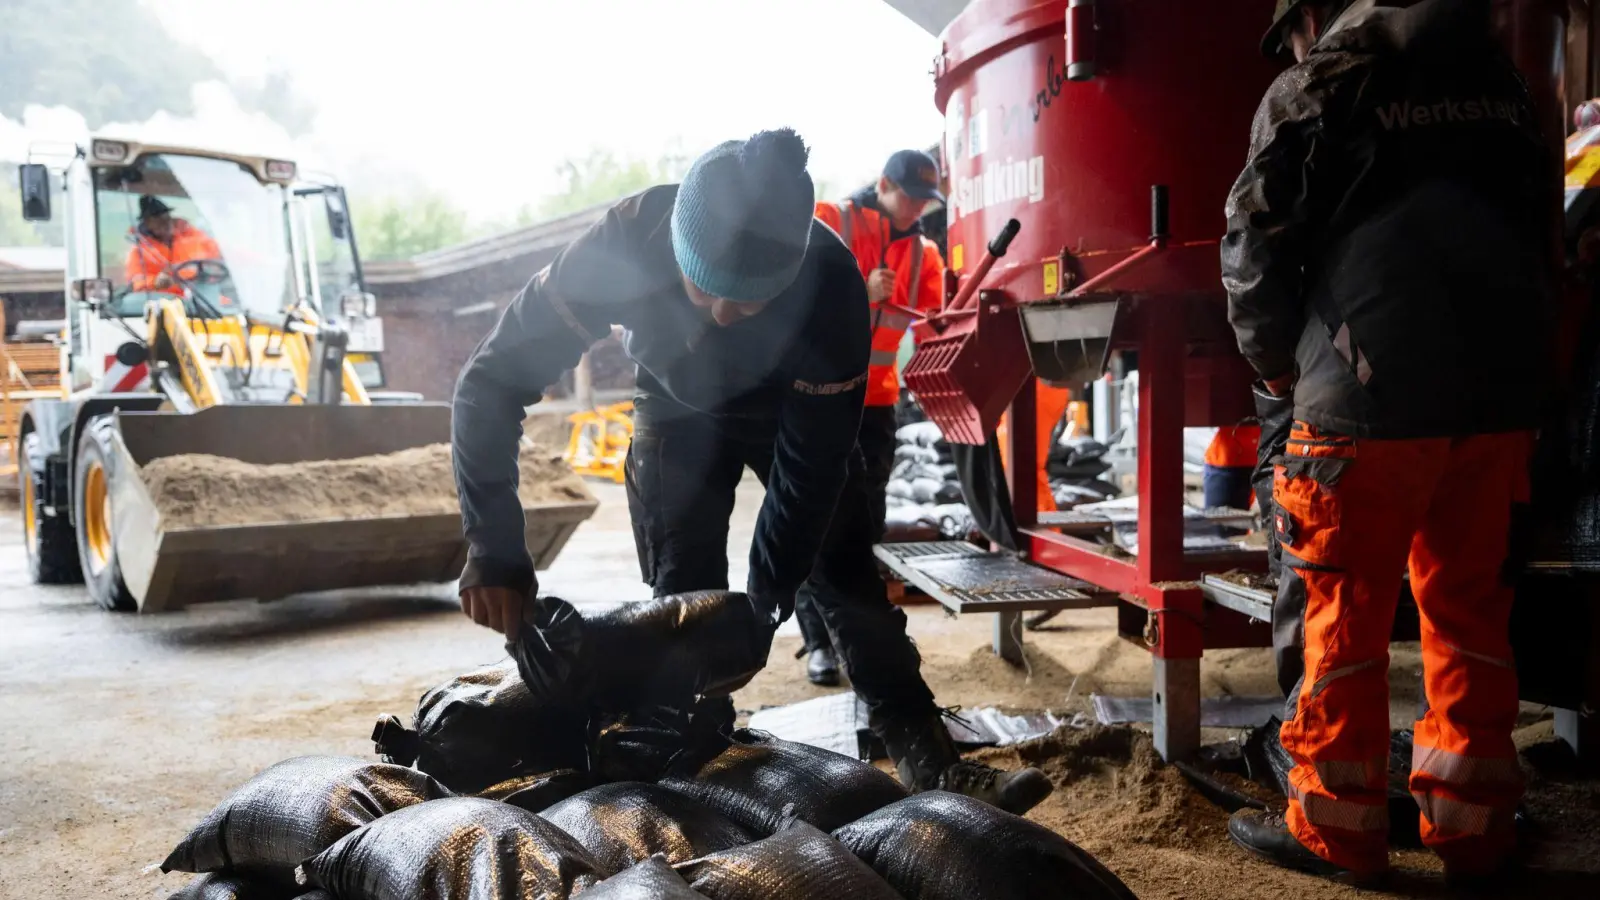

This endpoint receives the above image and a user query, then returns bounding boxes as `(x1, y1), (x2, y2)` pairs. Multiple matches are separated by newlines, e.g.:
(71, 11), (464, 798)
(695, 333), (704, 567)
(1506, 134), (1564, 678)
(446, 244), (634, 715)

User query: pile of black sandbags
(161, 590), (1139, 899)
(886, 421), (977, 542)
(1047, 435), (1121, 509)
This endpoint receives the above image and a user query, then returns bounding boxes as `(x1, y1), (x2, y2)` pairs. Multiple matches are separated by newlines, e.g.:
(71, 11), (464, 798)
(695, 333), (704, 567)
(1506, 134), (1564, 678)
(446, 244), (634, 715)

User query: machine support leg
(994, 611), (1025, 666)
(1008, 378), (1039, 531)
(1555, 708), (1597, 771)
(1153, 656), (1202, 761)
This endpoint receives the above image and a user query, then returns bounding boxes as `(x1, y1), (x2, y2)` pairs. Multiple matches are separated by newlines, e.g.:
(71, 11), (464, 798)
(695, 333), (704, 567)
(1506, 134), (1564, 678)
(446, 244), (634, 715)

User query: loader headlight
(264, 159), (298, 182)
(90, 140), (130, 164)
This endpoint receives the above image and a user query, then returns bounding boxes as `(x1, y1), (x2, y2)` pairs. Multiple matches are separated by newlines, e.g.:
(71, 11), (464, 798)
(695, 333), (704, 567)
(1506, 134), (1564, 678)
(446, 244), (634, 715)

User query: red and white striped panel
(99, 355), (150, 393)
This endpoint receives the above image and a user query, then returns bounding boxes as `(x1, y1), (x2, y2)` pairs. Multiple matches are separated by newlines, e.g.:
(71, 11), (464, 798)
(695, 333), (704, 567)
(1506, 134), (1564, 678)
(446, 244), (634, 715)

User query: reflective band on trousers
(1414, 793), (1500, 836)
(1413, 744), (1523, 786)
(1289, 784), (1389, 832)
(869, 348), (899, 366)
(1314, 758), (1386, 792)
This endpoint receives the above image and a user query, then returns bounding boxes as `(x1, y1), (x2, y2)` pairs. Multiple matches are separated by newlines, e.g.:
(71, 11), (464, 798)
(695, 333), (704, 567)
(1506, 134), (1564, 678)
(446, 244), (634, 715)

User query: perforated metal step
(1199, 573), (1275, 623)
(1037, 506), (1256, 534)
(874, 541), (1115, 614)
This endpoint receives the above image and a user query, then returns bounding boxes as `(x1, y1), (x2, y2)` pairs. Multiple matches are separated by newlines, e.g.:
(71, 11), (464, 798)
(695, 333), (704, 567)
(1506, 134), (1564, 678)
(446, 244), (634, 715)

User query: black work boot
(875, 712), (1054, 816)
(1228, 809), (1386, 886)
(806, 646), (842, 686)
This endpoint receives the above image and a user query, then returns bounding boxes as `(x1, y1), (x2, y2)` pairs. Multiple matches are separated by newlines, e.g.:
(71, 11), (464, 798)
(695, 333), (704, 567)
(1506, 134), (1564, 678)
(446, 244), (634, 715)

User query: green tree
(351, 191), (472, 261)
(532, 148), (692, 220)
(0, 0), (316, 133)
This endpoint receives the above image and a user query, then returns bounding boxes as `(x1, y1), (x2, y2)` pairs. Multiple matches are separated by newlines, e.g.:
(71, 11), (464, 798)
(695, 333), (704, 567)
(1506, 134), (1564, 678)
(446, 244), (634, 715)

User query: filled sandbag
(298, 798), (606, 900)
(886, 478), (916, 500)
(675, 821), (902, 900)
(659, 729), (907, 836)
(896, 421), (945, 447)
(910, 477), (945, 504)
(895, 444), (940, 465)
(539, 783), (756, 873)
(161, 756), (449, 885)
(584, 857), (707, 899)
(833, 792), (1139, 900)
(374, 659), (589, 794)
(487, 767), (594, 812)
(166, 873), (298, 900)
(508, 592), (775, 714)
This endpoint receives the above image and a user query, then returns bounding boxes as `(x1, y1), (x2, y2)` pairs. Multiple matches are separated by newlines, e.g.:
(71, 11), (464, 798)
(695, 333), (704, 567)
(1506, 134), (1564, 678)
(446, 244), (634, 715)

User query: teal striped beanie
(671, 129), (815, 303)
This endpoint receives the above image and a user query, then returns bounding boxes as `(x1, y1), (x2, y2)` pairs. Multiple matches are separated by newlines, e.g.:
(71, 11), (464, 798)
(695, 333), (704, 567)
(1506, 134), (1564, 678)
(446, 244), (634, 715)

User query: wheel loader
(10, 137), (596, 612)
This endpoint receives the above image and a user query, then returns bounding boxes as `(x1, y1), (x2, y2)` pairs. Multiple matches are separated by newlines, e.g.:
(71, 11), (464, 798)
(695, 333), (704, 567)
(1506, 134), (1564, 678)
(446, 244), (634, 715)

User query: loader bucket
(99, 405), (597, 612)
(902, 302), (1034, 446)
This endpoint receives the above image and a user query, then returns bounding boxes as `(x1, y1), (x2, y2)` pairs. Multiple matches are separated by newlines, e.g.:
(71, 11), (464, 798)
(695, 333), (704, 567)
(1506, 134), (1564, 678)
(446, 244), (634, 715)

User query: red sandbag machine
(877, 0), (1593, 762)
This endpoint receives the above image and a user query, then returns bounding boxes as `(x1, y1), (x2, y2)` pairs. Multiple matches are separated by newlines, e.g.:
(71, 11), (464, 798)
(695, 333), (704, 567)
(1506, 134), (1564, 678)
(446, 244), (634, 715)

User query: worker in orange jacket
(801, 149), (946, 685)
(1202, 423), (1262, 510)
(995, 382), (1072, 513)
(1222, 0), (1553, 884)
(124, 195), (221, 293)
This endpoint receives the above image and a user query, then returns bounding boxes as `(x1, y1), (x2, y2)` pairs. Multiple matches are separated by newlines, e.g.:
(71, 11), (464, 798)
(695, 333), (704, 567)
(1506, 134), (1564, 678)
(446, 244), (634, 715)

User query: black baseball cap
(883, 149), (945, 204)
(139, 195), (174, 219)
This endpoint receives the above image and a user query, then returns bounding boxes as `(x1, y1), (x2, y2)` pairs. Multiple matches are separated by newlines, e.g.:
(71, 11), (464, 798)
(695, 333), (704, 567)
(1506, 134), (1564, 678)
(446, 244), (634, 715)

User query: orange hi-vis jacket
(815, 199), (945, 407)
(124, 219), (222, 293)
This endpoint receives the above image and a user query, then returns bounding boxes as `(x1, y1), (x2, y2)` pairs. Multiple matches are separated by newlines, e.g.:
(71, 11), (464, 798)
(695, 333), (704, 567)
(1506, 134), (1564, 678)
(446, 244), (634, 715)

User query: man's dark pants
(794, 406), (899, 657)
(623, 405), (934, 719)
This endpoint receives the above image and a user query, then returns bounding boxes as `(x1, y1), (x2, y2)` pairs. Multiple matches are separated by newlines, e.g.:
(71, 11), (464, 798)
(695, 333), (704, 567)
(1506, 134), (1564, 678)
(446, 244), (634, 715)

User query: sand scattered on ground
(143, 442), (592, 528)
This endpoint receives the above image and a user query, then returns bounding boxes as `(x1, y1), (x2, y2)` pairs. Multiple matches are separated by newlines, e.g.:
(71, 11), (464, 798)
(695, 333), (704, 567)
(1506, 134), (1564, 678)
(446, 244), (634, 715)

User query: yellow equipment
(565, 400), (633, 483)
(11, 137), (595, 612)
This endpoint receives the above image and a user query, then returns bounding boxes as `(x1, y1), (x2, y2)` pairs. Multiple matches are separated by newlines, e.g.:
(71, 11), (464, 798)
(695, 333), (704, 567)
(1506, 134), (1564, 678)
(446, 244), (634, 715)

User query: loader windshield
(96, 154), (294, 319)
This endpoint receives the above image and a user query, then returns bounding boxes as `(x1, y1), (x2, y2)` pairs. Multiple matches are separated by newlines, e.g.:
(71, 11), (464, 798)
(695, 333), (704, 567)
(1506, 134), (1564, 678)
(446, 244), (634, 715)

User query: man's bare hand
(867, 268), (896, 304)
(153, 272), (174, 289)
(459, 586), (525, 640)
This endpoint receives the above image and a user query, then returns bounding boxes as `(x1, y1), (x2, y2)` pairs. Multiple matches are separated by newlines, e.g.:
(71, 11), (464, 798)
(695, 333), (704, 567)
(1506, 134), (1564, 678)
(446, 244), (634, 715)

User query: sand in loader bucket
(140, 442), (592, 529)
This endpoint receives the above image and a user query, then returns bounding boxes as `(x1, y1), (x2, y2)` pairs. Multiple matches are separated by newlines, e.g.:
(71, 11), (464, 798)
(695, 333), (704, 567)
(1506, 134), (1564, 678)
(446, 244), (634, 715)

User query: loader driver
(125, 195), (223, 294)
(452, 129), (1052, 816)
(1222, 0), (1552, 885)
(804, 149), (947, 686)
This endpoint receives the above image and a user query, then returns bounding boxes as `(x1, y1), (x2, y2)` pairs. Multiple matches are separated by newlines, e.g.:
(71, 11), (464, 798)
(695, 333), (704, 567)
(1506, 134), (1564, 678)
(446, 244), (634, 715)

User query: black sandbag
(299, 798), (606, 900)
(583, 857), (708, 899)
(167, 873), (299, 900)
(539, 782), (756, 872)
(381, 658), (590, 794)
(490, 767), (594, 812)
(508, 592), (775, 713)
(162, 756), (449, 884)
(676, 821), (903, 900)
(659, 728), (907, 836)
(834, 791), (1138, 900)
(590, 700), (735, 783)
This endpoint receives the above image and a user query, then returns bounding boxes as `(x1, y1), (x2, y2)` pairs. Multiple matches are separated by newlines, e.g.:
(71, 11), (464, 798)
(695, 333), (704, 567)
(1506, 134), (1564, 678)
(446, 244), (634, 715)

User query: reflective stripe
(1414, 793), (1500, 836)
(839, 202), (854, 248)
(1314, 758), (1386, 791)
(1308, 658), (1384, 701)
(1290, 784), (1389, 832)
(876, 310), (913, 331)
(1439, 639), (1515, 670)
(869, 348), (899, 366)
(906, 236), (924, 308)
(1412, 744), (1523, 786)
(535, 268), (600, 345)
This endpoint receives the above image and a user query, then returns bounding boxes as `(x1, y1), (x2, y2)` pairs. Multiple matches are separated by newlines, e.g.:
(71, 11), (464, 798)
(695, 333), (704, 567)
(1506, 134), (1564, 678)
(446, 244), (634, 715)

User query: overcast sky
(76, 0), (941, 218)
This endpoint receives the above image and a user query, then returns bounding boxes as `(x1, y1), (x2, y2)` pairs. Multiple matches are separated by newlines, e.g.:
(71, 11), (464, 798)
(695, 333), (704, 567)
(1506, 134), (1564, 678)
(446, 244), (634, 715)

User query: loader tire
(19, 432), (83, 585)
(75, 417), (137, 612)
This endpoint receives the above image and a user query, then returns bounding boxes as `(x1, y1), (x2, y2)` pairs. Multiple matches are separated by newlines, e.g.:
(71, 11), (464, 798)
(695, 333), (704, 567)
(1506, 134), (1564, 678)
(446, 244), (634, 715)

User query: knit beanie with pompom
(671, 128), (815, 303)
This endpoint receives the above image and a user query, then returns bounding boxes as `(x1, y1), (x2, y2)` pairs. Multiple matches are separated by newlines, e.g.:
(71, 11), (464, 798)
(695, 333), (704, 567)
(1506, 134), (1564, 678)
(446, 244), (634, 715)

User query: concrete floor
(0, 479), (789, 900)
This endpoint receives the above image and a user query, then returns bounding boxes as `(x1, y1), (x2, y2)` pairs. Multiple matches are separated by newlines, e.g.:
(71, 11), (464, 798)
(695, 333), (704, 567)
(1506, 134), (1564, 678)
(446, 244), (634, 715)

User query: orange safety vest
(1204, 423), (1262, 468)
(815, 200), (946, 407)
(124, 219), (222, 293)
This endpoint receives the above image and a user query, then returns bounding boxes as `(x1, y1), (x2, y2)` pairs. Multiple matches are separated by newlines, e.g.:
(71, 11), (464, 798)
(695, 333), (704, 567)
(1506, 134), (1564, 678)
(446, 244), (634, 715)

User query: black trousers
(794, 406), (898, 654)
(624, 408), (935, 720)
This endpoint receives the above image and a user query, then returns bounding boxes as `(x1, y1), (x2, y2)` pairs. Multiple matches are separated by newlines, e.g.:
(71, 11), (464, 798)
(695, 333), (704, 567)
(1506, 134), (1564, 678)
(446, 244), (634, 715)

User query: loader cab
(19, 137), (388, 392)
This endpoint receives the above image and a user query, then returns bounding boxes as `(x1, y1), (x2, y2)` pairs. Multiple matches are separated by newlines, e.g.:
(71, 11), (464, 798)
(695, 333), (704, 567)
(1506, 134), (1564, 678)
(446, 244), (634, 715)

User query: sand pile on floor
(142, 442), (593, 529)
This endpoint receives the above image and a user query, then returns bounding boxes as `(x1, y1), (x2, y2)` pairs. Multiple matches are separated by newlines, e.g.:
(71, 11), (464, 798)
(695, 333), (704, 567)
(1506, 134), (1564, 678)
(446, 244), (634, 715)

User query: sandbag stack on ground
(297, 798), (606, 900)
(1048, 436), (1121, 509)
(887, 421), (977, 541)
(582, 856), (708, 899)
(160, 756), (450, 887)
(538, 782), (755, 872)
(835, 792), (1139, 900)
(674, 821), (904, 900)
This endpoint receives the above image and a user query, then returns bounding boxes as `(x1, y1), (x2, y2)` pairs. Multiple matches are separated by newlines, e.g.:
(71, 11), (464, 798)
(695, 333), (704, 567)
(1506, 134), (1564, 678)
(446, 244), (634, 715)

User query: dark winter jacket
(452, 186), (870, 602)
(1222, 0), (1555, 439)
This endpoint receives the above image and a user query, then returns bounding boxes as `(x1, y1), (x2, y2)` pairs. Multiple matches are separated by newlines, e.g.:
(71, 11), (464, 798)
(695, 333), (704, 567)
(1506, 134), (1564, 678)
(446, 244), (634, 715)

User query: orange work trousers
(1272, 423), (1530, 876)
(996, 382), (1072, 514)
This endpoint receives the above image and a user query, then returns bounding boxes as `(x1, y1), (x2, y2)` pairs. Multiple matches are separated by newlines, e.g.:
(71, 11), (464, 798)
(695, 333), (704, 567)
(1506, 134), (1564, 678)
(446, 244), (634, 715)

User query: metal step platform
(1038, 505), (1256, 535)
(874, 541), (1113, 614)
(1198, 573), (1275, 623)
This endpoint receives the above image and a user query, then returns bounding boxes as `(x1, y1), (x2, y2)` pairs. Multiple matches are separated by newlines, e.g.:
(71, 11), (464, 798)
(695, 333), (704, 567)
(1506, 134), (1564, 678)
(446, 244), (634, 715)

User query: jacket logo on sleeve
(792, 371), (868, 396)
